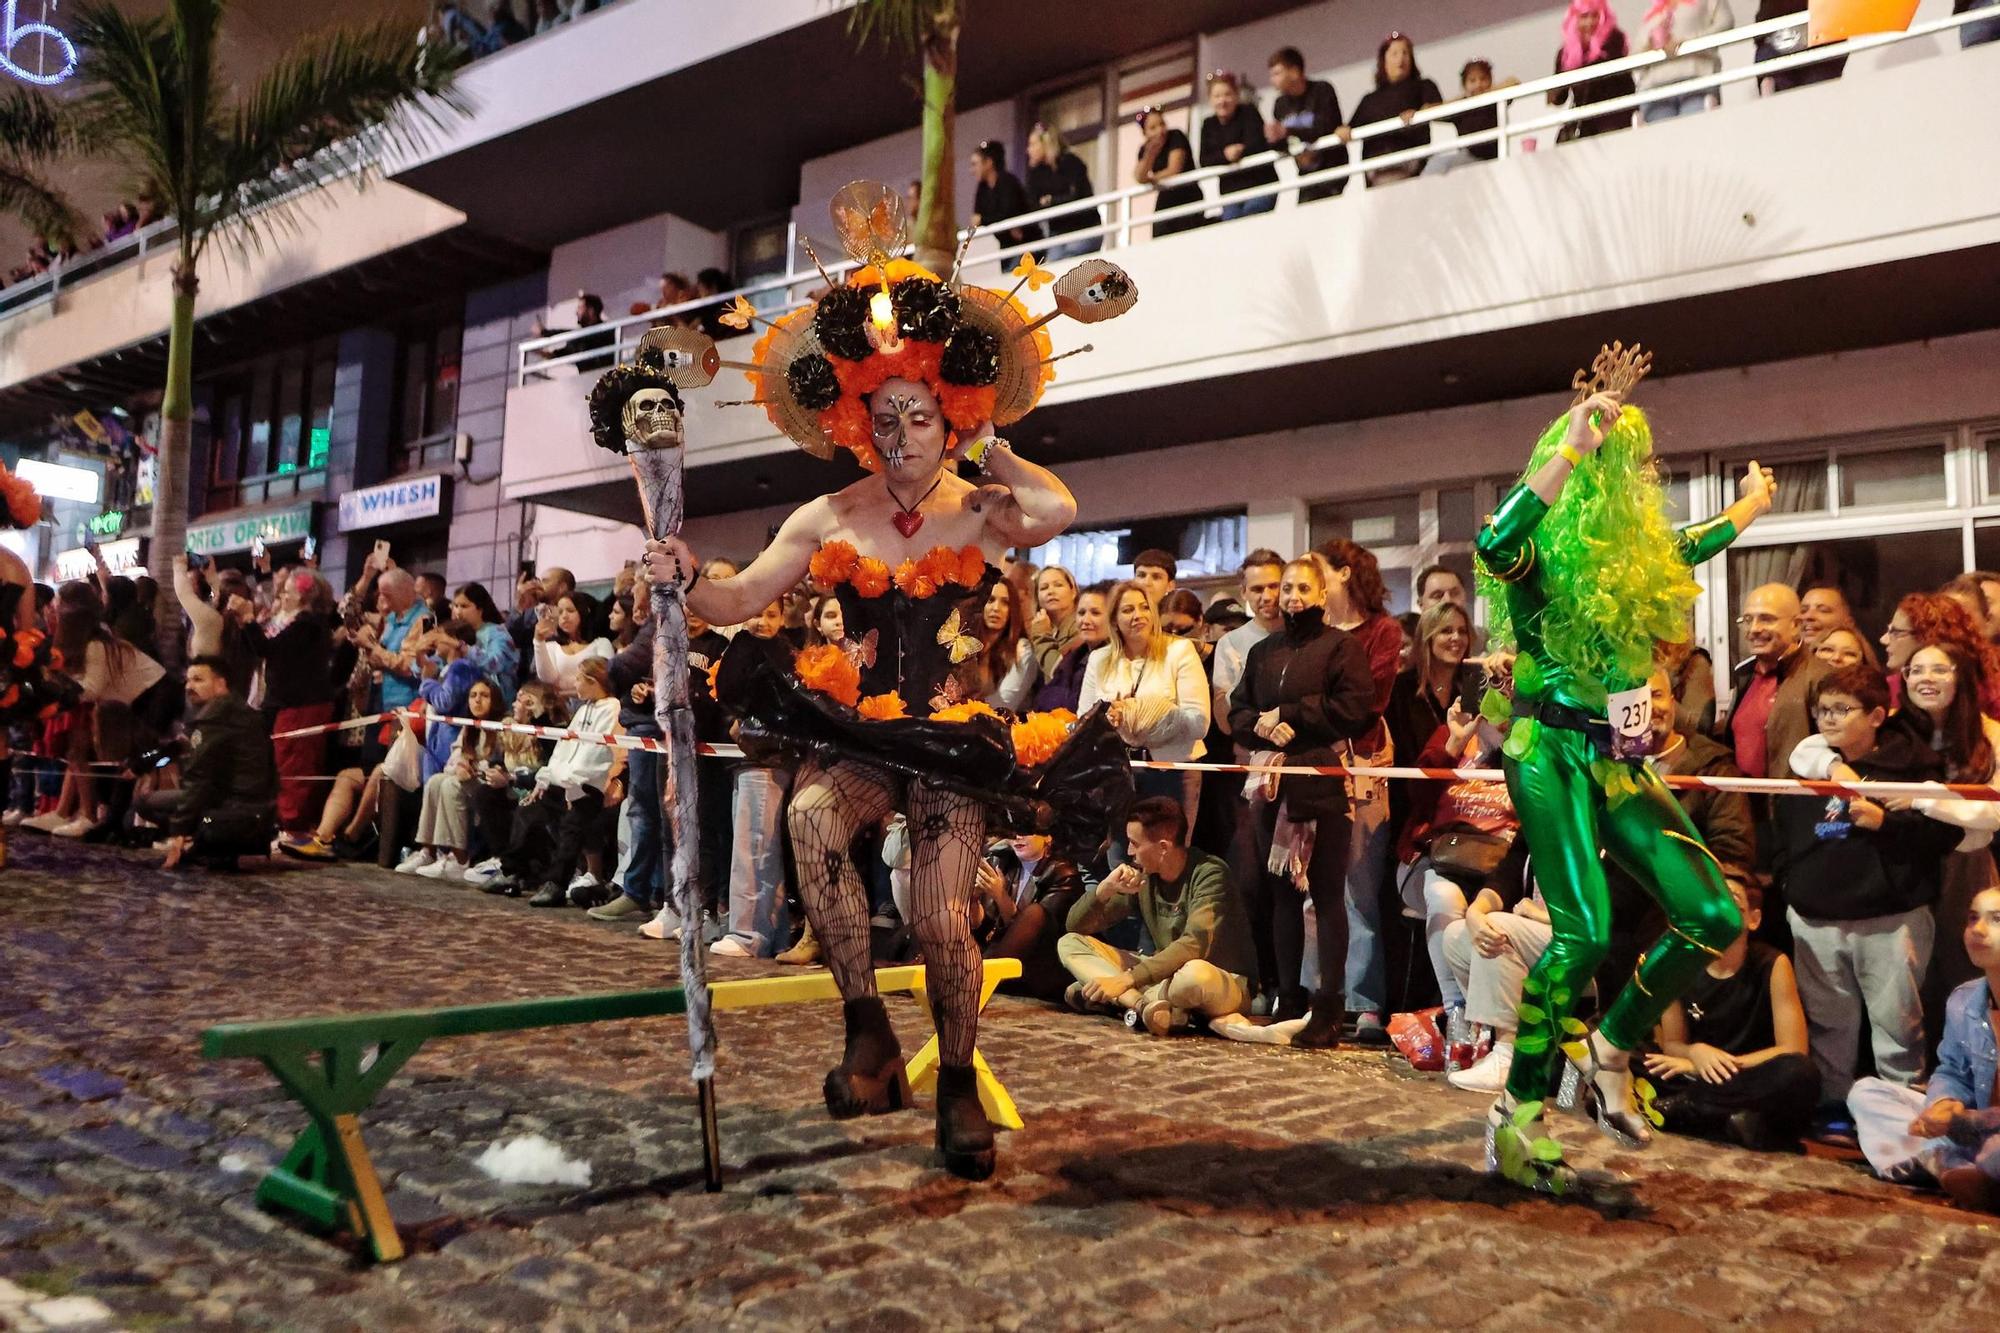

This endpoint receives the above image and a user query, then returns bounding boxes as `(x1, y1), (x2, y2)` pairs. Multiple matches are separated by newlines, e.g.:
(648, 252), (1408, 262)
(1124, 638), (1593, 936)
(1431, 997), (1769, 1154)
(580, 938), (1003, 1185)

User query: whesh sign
(337, 474), (447, 532)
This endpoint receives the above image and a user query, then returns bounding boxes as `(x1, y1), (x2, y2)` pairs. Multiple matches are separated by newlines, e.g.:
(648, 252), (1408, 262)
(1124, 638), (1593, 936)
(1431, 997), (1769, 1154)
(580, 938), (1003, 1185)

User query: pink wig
(1560, 0), (1621, 71)
(1643, 0), (1693, 50)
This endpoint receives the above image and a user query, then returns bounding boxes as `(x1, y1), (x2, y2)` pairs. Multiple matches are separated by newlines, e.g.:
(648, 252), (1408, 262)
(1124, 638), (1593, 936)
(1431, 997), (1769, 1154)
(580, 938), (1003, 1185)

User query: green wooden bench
(201, 959), (1021, 1263)
(201, 987), (704, 1263)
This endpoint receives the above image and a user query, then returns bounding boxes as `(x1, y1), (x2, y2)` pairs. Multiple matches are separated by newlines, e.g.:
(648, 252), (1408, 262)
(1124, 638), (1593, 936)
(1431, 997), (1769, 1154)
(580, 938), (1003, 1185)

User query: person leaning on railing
(1551, 0), (1637, 141)
(1134, 107), (1202, 237)
(1336, 31), (1443, 188)
(1637, 0), (1735, 123)
(1198, 71), (1279, 222)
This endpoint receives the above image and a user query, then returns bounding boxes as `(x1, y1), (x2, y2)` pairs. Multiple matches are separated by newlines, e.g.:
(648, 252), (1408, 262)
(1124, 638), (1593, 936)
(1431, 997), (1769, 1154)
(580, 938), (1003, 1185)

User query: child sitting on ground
(1849, 886), (2000, 1213)
(1643, 880), (1820, 1151)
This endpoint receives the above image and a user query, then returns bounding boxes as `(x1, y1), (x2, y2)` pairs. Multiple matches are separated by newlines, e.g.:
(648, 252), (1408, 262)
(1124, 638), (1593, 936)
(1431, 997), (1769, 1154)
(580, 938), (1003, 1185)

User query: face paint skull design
(623, 387), (684, 449)
(868, 379), (945, 475)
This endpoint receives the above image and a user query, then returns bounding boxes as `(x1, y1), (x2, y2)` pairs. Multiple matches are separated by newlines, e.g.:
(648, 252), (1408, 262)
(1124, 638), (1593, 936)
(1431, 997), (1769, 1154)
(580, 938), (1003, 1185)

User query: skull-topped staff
(586, 328), (724, 1188)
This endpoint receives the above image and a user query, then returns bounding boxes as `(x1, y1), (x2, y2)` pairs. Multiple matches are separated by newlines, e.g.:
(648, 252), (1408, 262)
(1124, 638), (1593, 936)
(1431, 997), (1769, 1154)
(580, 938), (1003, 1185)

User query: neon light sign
(1, 2), (77, 87)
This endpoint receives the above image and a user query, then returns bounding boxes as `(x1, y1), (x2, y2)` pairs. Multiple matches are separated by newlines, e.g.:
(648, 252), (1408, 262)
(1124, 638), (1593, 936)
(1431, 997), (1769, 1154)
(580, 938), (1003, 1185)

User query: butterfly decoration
(929, 674), (968, 715)
(718, 295), (757, 331)
(1011, 252), (1055, 293)
(937, 609), (982, 665)
(841, 629), (880, 673)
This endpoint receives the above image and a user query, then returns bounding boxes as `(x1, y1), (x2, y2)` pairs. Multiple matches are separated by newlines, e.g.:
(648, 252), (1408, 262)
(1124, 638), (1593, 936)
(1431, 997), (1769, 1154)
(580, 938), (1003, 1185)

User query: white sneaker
(709, 936), (753, 958)
(566, 871), (601, 895)
(1, 808), (23, 827)
(415, 856), (462, 880)
(395, 848), (438, 875)
(52, 817), (96, 838)
(1448, 1041), (1516, 1094)
(461, 857), (502, 886)
(22, 811), (67, 833)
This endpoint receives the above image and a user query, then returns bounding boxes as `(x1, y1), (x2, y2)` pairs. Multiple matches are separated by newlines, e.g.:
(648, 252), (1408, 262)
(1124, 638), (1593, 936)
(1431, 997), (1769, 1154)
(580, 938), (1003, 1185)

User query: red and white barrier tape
(267, 709), (2000, 804)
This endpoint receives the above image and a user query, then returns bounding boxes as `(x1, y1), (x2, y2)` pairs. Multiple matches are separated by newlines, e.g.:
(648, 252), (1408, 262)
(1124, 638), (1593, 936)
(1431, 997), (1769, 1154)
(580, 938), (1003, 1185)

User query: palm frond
(208, 20), (471, 252)
(67, 2), (182, 214)
(168, 0), (226, 208)
(845, 0), (938, 50)
(0, 163), (84, 249)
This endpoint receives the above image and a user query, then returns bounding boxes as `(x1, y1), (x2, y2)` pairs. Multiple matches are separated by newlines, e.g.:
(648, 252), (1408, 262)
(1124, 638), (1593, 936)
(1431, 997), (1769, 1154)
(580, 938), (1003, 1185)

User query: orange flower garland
(0, 465), (38, 528)
(705, 659), (720, 701)
(808, 540), (861, 590)
(11, 627), (42, 669)
(813, 543), (982, 600)
(851, 557), (892, 598)
(954, 546), (986, 588)
(893, 558), (938, 600)
(857, 692), (908, 721)
(1010, 709), (1077, 768)
(930, 700), (1001, 725)
(795, 643), (860, 708)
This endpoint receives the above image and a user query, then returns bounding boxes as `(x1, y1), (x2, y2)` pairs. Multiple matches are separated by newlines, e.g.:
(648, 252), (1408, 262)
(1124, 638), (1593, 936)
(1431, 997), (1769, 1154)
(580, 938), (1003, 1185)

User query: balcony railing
(205, 464), (327, 514)
(515, 3), (2000, 384)
(0, 128), (387, 324)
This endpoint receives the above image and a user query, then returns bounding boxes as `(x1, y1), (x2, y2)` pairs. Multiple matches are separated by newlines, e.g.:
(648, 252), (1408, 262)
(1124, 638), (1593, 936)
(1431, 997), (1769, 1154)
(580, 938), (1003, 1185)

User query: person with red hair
(1549, 0), (1636, 140)
(1881, 592), (2000, 717)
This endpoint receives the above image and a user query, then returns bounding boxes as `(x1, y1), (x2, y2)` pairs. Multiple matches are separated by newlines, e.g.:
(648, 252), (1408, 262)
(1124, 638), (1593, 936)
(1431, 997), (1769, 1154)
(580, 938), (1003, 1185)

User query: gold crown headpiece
(1570, 341), (1653, 406)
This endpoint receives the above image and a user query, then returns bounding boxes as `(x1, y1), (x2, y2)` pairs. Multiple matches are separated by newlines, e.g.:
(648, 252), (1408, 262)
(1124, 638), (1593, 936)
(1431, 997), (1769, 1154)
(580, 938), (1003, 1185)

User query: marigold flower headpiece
(616, 181), (1141, 473)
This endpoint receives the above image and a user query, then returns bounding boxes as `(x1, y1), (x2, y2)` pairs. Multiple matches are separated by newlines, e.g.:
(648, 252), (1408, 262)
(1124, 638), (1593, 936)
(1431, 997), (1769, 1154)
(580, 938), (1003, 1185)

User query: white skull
(623, 387), (683, 449)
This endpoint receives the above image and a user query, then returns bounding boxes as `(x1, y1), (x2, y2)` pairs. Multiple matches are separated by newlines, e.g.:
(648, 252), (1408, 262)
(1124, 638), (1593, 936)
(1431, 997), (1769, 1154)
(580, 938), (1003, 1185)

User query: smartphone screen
(251, 537), (266, 560)
(302, 536), (318, 561)
(374, 538), (392, 564)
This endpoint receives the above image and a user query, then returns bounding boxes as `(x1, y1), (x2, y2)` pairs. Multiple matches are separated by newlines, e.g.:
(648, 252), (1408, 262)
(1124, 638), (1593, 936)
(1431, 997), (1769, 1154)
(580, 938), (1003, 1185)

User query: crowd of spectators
(428, 0), (631, 58)
(1033, 4), (2000, 241)
(11, 501), (1999, 1212)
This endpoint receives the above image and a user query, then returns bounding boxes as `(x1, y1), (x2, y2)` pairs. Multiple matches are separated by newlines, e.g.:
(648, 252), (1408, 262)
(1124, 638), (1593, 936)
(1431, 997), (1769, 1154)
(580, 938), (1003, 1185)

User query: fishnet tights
(788, 758), (986, 1066)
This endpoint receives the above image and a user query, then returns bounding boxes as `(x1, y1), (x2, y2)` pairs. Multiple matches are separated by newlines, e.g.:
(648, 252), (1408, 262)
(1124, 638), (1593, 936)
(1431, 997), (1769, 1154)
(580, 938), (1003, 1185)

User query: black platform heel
(934, 1063), (996, 1181)
(823, 996), (910, 1120)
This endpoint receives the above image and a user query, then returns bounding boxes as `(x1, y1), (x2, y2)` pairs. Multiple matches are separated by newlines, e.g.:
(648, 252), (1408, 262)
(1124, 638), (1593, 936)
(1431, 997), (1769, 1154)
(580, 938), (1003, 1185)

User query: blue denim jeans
(618, 749), (664, 909)
(1340, 782), (1393, 1014)
(726, 766), (792, 954)
(1219, 194), (1277, 222)
(1641, 91), (1712, 123)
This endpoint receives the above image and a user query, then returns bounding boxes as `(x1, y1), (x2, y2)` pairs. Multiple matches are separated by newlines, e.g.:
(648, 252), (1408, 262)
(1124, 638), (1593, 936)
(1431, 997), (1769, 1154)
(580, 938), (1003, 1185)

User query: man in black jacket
(139, 656), (277, 869)
(1773, 665), (1964, 1100)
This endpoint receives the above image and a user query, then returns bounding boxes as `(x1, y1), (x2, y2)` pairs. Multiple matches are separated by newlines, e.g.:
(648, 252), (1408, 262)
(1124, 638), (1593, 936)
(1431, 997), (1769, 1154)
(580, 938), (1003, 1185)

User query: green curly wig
(1479, 405), (1699, 695)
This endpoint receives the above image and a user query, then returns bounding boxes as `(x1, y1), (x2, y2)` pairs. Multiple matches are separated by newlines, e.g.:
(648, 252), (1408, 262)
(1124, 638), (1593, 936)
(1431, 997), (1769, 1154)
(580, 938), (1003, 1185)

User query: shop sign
(86, 510), (125, 538)
(338, 473), (447, 532)
(55, 538), (141, 582)
(186, 503), (314, 556)
(15, 457), (100, 503)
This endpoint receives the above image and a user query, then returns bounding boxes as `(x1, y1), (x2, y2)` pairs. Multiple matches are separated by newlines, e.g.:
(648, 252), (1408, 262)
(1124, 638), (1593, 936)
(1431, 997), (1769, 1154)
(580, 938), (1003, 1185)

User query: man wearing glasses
(1720, 583), (1827, 781)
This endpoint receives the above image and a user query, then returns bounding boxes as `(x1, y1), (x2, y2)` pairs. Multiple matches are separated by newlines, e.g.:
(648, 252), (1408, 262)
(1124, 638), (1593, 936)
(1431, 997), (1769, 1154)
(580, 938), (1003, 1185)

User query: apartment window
(391, 310), (462, 476)
(1029, 509), (1246, 590)
(1700, 429), (1979, 686)
(1309, 481), (1516, 616)
(202, 338), (336, 511)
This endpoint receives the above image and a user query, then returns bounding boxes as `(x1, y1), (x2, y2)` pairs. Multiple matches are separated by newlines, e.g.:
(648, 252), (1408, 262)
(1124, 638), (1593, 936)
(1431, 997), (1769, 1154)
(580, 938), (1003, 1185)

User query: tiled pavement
(1, 837), (1996, 1330)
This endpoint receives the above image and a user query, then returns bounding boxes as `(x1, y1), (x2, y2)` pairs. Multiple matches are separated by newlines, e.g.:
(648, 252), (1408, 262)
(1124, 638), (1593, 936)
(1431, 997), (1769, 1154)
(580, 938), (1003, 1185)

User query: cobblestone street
(1, 838), (1996, 1331)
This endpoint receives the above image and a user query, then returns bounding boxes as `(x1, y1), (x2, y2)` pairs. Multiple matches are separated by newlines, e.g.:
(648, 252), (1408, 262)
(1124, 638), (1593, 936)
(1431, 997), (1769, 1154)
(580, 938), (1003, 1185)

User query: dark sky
(2, 0), (432, 258)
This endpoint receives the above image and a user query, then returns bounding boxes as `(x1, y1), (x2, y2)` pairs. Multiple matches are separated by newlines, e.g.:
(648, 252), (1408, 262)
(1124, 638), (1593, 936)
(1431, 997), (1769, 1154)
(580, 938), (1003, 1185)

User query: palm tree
(58, 0), (471, 666)
(847, 0), (962, 272)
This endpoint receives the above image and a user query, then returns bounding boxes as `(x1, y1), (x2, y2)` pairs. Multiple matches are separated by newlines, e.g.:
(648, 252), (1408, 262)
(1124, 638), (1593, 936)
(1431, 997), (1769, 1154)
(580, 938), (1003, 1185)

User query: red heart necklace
(886, 473), (944, 540)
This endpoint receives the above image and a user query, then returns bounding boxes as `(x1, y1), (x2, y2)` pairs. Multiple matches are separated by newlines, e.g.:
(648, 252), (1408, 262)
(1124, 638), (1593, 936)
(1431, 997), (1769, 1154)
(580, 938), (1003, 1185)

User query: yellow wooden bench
(709, 957), (1024, 1130)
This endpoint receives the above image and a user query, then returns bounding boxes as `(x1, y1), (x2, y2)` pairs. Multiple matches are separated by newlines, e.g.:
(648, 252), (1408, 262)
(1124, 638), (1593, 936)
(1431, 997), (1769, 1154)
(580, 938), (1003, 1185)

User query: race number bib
(1607, 684), (1654, 760)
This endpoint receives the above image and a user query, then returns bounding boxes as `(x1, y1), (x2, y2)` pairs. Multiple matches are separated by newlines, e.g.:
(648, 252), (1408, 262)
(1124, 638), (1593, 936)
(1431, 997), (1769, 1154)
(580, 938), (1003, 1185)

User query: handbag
(1427, 827), (1512, 880)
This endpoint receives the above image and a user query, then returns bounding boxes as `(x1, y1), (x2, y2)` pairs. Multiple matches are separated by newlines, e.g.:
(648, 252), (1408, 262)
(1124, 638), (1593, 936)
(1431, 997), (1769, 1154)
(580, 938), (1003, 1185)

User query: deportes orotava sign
(338, 474), (447, 532)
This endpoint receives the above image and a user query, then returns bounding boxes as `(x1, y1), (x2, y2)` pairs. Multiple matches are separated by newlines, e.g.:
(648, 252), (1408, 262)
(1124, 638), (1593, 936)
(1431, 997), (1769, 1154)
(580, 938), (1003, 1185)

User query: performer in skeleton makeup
(630, 182), (1139, 1180)
(1475, 344), (1779, 1193)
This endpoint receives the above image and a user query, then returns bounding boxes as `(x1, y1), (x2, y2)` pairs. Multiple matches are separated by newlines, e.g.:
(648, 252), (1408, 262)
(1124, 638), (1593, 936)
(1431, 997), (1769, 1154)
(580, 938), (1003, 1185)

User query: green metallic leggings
(1501, 724), (1744, 1104)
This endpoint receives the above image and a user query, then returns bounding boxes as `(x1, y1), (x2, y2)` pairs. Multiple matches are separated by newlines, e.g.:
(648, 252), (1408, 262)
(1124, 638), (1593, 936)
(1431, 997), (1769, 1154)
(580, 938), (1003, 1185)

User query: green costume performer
(1474, 345), (1778, 1193)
